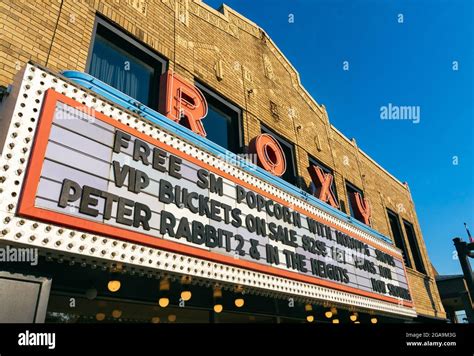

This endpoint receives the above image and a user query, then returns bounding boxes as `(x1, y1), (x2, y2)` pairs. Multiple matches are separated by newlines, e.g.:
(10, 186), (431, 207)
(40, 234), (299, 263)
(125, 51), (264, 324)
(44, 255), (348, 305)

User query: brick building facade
(0, 0), (445, 322)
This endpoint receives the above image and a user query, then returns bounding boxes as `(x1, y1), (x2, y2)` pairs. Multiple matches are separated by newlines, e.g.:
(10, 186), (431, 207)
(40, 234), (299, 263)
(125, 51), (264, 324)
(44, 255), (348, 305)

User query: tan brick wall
(0, 0), (445, 319)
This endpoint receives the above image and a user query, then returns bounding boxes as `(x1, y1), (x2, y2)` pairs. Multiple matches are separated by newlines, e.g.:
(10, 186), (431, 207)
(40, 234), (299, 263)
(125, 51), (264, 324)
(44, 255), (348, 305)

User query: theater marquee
(18, 88), (412, 307)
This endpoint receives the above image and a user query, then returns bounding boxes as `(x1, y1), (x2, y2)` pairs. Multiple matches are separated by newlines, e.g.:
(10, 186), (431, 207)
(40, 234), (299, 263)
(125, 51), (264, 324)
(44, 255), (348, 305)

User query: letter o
(249, 134), (286, 176)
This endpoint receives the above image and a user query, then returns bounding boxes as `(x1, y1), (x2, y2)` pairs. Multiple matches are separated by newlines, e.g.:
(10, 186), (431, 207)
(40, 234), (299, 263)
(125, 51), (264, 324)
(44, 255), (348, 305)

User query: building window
(87, 18), (166, 109)
(195, 83), (242, 154)
(261, 125), (298, 186)
(345, 181), (363, 219)
(387, 209), (412, 268)
(403, 220), (426, 274)
(308, 156), (339, 204)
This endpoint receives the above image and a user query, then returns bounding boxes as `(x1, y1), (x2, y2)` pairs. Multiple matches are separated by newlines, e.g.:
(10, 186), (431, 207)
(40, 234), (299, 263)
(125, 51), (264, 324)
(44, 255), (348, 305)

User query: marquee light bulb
(306, 315), (314, 323)
(325, 311), (333, 318)
(112, 309), (122, 318)
(181, 290), (192, 301)
(332, 319), (340, 324)
(214, 304), (223, 313)
(151, 317), (160, 324)
(235, 298), (245, 308)
(213, 288), (223, 298)
(350, 312), (358, 322)
(371, 317), (378, 324)
(95, 313), (105, 321)
(159, 278), (170, 291)
(107, 280), (121, 292)
(159, 297), (170, 308)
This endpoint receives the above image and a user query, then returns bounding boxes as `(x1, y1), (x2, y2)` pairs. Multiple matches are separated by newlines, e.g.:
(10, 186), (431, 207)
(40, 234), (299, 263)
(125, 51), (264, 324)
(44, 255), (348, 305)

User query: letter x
(308, 165), (339, 208)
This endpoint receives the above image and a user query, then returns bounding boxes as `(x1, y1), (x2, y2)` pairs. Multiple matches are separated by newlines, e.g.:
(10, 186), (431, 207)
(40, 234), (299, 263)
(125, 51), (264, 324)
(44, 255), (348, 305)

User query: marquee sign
(18, 89), (413, 307)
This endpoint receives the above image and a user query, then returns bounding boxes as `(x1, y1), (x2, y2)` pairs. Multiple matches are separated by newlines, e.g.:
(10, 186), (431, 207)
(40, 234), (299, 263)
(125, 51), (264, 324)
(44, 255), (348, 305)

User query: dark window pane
(387, 210), (412, 268)
(90, 34), (153, 105)
(88, 21), (165, 109)
(197, 84), (241, 154)
(346, 182), (363, 218)
(205, 105), (232, 151)
(403, 220), (426, 273)
(280, 143), (297, 185)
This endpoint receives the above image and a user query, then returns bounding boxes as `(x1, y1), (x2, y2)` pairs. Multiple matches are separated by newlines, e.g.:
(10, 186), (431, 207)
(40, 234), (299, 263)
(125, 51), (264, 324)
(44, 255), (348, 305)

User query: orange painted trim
(17, 89), (413, 308)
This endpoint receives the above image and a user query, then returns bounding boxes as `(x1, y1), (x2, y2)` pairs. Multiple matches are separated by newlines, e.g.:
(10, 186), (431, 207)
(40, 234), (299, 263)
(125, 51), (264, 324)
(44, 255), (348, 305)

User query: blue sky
(204, 0), (474, 275)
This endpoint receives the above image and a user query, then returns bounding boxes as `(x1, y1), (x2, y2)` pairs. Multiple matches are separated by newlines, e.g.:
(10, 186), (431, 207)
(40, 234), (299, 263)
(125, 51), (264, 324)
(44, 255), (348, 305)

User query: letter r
(159, 70), (208, 136)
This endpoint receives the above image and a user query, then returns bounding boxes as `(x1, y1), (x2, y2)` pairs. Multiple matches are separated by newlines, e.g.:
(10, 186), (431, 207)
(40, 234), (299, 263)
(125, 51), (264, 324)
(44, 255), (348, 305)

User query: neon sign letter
(249, 134), (286, 177)
(308, 165), (339, 208)
(351, 192), (371, 225)
(159, 70), (208, 136)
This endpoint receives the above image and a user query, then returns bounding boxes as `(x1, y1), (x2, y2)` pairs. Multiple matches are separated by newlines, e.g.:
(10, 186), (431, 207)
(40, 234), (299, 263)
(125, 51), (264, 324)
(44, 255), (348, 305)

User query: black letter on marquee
(116, 197), (134, 226)
(209, 174), (223, 196)
(176, 217), (192, 242)
(100, 191), (119, 220)
(169, 155), (182, 179)
(133, 170), (150, 193)
(79, 185), (101, 217)
(159, 179), (174, 203)
(133, 138), (151, 165)
(235, 185), (246, 204)
(113, 161), (130, 188)
(196, 169), (208, 189)
(113, 131), (131, 153)
(152, 148), (167, 172)
(266, 244), (280, 265)
(58, 179), (81, 208)
(160, 211), (176, 237)
(133, 202), (151, 230)
(192, 220), (206, 245)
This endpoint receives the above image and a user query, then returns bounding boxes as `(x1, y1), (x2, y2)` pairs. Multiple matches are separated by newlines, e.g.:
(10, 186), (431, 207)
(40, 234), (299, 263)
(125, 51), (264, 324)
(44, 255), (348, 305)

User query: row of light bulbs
(107, 275), (245, 313)
(107, 275), (378, 323)
(95, 311), (177, 322)
(306, 305), (378, 324)
(212, 285), (245, 313)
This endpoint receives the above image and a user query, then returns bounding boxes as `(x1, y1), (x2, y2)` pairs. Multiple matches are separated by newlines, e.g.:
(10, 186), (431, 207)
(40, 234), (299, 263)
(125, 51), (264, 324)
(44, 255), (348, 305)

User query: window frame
(387, 209), (412, 268)
(86, 16), (167, 108)
(261, 124), (298, 186)
(403, 219), (426, 274)
(308, 155), (339, 203)
(345, 180), (364, 218)
(194, 81), (243, 154)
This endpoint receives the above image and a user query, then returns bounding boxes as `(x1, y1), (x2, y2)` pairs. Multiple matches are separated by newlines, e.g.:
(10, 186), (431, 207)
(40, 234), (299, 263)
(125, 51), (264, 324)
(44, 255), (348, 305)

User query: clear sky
(204, 0), (474, 275)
